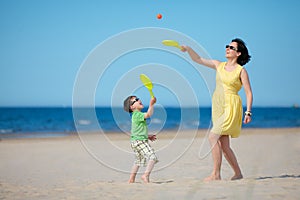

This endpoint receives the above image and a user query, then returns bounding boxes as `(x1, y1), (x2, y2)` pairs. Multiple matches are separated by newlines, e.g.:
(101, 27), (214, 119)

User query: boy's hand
(144, 97), (156, 119)
(150, 97), (157, 106)
(148, 135), (157, 141)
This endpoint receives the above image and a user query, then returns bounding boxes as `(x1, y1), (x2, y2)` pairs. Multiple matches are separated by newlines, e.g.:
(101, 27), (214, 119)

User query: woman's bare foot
(203, 174), (221, 182)
(141, 174), (150, 183)
(231, 174), (243, 180)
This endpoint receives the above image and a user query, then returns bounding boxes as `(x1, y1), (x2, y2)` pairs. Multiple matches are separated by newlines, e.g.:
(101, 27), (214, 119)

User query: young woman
(182, 38), (253, 181)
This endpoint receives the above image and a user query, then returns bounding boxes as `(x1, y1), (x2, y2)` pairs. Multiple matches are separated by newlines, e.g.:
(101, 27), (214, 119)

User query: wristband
(244, 111), (252, 116)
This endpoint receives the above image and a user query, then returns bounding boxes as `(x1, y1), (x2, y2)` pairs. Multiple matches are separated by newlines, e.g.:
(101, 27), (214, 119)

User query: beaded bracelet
(244, 111), (252, 116)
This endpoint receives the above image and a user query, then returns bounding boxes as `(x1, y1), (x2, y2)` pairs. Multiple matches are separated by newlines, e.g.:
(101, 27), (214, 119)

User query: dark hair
(123, 95), (135, 113)
(232, 38), (251, 66)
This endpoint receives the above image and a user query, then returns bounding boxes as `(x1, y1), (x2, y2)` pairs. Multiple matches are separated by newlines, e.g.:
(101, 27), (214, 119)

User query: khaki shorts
(130, 140), (158, 166)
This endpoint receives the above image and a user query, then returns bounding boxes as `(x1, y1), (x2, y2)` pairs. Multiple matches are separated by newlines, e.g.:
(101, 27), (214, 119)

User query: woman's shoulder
(237, 64), (244, 71)
(215, 61), (226, 69)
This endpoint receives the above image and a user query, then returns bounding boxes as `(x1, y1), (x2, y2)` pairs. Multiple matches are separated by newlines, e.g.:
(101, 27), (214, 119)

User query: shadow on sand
(152, 180), (174, 184)
(256, 174), (300, 180)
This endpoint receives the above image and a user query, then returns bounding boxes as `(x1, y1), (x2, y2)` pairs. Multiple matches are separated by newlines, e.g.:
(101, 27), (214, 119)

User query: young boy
(123, 95), (158, 183)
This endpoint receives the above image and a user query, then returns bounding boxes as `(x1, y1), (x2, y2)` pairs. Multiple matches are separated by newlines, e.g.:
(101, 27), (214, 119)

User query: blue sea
(0, 107), (299, 138)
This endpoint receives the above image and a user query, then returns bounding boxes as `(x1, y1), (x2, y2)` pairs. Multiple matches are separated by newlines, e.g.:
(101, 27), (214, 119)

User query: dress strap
(217, 62), (226, 71)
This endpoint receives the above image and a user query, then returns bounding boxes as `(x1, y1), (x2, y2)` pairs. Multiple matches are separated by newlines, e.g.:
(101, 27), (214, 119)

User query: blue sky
(1, 0), (300, 107)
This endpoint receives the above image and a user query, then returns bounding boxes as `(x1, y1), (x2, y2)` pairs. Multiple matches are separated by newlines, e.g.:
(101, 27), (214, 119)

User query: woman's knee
(208, 133), (220, 145)
(220, 137), (231, 152)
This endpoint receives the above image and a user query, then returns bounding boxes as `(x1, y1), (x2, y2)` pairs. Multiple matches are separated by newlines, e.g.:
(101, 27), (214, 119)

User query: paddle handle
(176, 44), (183, 50)
(149, 89), (154, 98)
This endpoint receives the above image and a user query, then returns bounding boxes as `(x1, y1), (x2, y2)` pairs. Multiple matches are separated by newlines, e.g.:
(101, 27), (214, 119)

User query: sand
(0, 128), (299, 200)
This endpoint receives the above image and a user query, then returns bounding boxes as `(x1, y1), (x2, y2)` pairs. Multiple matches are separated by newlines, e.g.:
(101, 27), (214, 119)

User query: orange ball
(157, 13), (162, 19)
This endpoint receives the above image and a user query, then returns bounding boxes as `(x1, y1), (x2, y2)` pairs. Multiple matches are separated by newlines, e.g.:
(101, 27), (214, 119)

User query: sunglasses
(131, 98), (139, 105)
(226, 45), (237, 51)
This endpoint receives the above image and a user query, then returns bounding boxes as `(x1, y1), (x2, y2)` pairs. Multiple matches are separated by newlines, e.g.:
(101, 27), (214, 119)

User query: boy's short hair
(123, 95), (135, 113)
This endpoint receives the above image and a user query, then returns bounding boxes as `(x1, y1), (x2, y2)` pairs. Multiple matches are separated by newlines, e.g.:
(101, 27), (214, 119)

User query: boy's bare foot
(128, 179), (135, 183)
(231, 174), (243, 180)
(203, 175), (221, 182)
(141, 175), (150, 183)
(128, 172), (137, 183)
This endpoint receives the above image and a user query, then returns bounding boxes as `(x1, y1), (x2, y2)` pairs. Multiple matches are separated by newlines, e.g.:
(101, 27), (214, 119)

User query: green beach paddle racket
(140, 74), (154, 98)
(162, 40), (182, 50)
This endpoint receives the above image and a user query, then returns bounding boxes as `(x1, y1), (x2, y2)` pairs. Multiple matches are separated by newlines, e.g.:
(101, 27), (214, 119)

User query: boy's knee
(149, 154), (158, 163)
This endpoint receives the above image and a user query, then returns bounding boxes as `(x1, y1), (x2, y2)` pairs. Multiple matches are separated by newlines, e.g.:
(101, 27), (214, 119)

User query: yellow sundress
(211, 62), (243, 138)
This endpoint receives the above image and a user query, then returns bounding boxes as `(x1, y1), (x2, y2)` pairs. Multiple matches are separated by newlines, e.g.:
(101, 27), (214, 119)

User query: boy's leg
(131, 141), (158, 183)
(141, 160), (156, 183)
(128, 164), (139, 183)
(140, 142), (158, 183)
(129, 140), (143, 183)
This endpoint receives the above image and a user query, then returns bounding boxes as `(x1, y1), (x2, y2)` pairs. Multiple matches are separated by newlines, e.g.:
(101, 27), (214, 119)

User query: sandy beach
(0, 128), (299, 200)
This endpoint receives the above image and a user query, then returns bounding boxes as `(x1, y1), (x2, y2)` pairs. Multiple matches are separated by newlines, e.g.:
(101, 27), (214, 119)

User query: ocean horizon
(0, 106), (299, 138)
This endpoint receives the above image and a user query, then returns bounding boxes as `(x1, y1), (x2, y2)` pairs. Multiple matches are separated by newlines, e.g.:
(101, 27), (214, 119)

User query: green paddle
(140, 74), (154, 98)
(162, 40), (182, 50)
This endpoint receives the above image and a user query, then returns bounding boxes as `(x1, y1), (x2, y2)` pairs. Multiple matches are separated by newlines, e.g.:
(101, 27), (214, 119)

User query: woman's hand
(243, 115), (252, 124)
(181, 45), (188, 52)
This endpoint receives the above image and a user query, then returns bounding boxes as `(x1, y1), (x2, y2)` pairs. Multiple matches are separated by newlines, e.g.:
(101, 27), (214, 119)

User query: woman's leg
(204, 133), (222, 181)
(219, 135), (243, 180)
